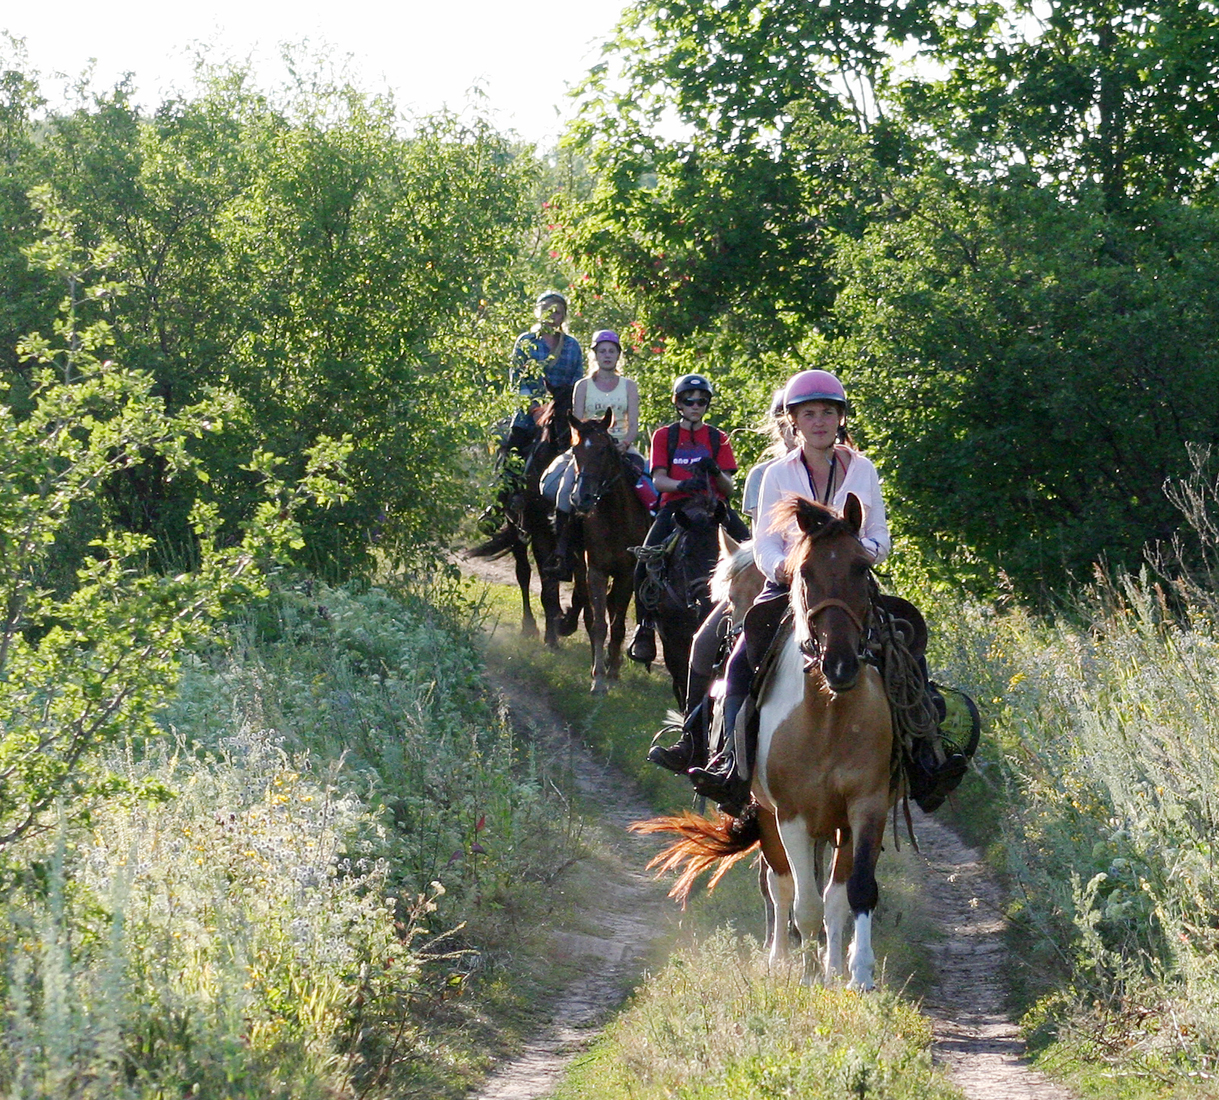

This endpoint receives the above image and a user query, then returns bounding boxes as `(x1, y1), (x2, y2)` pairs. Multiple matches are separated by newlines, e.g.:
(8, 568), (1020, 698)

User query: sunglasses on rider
(679, 396), (709, 407)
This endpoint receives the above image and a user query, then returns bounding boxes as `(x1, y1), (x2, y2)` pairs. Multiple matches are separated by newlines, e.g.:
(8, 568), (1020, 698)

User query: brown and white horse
(633, 493), (895, 988)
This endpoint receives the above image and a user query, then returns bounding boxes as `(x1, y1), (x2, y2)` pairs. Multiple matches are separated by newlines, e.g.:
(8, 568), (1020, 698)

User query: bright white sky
(3, 0), (632, 147)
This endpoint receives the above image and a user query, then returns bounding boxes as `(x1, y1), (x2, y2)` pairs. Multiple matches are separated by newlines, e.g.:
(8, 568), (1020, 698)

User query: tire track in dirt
(913, 811), (1077, 1100)
(471, 672), (673, 1100)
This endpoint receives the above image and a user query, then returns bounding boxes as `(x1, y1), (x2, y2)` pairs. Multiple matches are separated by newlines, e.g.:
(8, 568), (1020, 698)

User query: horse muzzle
(821, 651), (860, 693)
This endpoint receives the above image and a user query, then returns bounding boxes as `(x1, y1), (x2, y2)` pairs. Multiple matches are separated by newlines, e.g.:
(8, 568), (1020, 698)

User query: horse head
(671, 494), (726, 617)
(568, 409), (621, 515)
(711, 528), (764, 628)
(778, 492), (873, 693)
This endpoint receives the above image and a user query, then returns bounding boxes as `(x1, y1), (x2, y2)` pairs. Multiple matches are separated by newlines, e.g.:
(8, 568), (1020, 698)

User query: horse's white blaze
(754, 631), (805, 808)
(823, 879), (850, 979)
(767, 868), (796, 966)
(848, 912), (876, 991)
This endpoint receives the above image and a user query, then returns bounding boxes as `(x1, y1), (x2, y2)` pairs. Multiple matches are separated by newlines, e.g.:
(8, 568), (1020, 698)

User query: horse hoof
(522, 621), (539, 639)
(591, 681), (609, 696)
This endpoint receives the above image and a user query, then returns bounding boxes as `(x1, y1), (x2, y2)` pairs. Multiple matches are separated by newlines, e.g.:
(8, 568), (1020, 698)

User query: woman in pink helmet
(687, 368), (890, 813)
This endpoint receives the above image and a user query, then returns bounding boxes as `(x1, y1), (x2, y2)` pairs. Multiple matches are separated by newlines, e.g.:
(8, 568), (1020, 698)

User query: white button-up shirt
(754, 445), (891, 584)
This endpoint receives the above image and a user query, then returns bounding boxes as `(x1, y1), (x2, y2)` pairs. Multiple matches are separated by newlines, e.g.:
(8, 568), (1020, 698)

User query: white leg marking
(823, 879), (851, 981)
(848, 911), (876, 991)
(767, 869), (796, 966)
(777, 816), (822, 983)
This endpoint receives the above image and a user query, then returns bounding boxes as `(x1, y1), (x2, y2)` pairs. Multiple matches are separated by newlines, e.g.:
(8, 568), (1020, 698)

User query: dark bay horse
(633, 493), (895, 988)
(471, 405), (582, 647)
(568, 410), (652, 694)
(647, 491), (728, 708)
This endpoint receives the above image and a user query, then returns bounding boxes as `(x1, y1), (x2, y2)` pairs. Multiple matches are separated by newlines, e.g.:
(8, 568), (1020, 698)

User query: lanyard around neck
(801, 449), (838, 505)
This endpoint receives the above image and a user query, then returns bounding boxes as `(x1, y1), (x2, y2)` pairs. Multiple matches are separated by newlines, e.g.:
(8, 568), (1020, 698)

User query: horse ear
(842, 493), (863, 535)
(600, 408), (614, 430)
(793, 499), (834, 537)
(719, 526), (740, 558)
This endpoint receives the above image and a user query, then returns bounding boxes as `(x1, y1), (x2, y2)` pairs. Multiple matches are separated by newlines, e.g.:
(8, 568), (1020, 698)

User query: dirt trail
(472, 673), (673, 1100)
(913, 812), (1077, 1100)
(460, 550), (1076, 1100)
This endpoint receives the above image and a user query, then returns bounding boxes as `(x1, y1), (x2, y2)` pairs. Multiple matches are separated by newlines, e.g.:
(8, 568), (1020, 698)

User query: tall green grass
(0, 579), (578, 1098)
(925, 564), (1219, 1094)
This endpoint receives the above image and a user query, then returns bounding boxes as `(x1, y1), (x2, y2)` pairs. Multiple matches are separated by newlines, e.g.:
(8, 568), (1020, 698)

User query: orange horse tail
(629, 804), (761, 905)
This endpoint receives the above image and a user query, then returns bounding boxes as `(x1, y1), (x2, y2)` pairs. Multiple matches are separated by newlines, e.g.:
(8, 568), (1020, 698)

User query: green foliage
(832, 180), (1219, 598)
(0, 252), (345, 849)
(920, 511), (1219, 1087)
(1, 578), (581, 1098)
(1, 45), (539, 579)
(902, 0), (1219, 208)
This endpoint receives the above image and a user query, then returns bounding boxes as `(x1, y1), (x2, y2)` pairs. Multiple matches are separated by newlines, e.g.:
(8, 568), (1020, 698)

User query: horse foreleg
(604, 571), (632, 680)
(844, 809), (886, 991)
(776, 816), (824, 984)
(513, 543), (537, 638)
(823, 855), (852, 983)
(538, 574), (564, 649)
(586, 567), (610, 695)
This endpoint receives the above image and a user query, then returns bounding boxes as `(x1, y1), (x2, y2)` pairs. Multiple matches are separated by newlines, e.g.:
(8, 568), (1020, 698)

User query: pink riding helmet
(783, 369), (847, 410)
(590, 329), (620, 349)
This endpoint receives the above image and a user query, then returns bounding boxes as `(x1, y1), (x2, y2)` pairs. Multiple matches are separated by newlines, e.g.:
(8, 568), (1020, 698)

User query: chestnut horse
(568, 410), (652, 694)
(633, 493), (895, 989)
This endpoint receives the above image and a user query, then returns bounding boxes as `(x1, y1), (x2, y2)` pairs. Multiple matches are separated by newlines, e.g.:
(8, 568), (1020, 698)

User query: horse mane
(710, 539), (756, 605)
(768, 496), (859, 581)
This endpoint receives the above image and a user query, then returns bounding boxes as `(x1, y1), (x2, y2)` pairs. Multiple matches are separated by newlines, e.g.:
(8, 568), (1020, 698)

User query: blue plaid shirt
(512, 330), (583, 399)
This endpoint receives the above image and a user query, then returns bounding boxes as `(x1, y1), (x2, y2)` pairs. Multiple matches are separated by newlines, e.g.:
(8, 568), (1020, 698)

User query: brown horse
(471, 405), (583, 647)
(568, 410), (652, 694)
(633, 493), (895, 988)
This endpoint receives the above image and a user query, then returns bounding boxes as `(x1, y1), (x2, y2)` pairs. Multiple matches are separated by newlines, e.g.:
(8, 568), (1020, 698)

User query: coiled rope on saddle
(632, 531), (680, 612)
(866, 594), (941, 849)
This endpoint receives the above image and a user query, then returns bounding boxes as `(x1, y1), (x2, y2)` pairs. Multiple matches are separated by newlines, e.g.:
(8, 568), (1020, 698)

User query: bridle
(572, 439), (625, 517)
(797, 589), (872, 665)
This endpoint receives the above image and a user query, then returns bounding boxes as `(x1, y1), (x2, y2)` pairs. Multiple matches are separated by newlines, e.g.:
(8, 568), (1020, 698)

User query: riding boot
(647, 671), (711, 773)
(687, 694), (751, 816)
(543, 510), (574, 581)
(628, 618), (657, 665)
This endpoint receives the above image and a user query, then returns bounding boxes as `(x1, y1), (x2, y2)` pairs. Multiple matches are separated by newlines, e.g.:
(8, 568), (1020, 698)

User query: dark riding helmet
(672, 372), (715, 400)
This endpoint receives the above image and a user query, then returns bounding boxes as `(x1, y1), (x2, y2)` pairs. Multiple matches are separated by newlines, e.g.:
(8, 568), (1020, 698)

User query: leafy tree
(832, 177), (1219, 596)
(1, 234), (347, 850)
(10, 55), (538, 578)
(902, 0), (1219, 208)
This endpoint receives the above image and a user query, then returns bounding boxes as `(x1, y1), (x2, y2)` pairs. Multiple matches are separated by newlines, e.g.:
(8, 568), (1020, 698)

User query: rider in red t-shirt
(627, 373), (750, 665)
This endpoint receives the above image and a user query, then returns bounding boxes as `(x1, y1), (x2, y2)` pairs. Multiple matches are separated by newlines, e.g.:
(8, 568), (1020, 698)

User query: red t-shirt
(650, 422), (737, 505)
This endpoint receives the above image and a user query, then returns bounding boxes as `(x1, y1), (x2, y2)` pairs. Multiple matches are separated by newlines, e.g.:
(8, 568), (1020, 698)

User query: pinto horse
(632, 493), (895, 989)
(471, 406), (583, 647)
(568, 410), (653, 694)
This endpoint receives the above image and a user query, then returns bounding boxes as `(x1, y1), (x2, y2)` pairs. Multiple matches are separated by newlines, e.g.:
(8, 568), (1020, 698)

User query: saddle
(718, 588), (979, 812)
